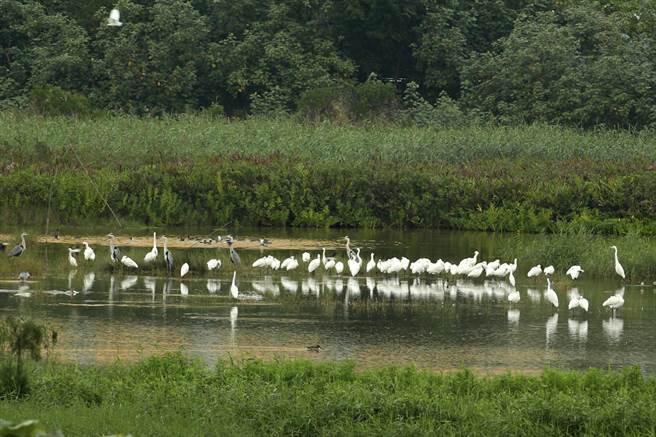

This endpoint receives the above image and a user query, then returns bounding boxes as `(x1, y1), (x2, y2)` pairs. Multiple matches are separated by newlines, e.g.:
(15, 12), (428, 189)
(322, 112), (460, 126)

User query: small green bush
(29, 85), (93, 116)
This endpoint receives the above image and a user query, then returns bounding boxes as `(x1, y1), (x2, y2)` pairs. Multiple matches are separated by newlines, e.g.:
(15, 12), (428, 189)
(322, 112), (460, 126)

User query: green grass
(2, 112), (656, 167)
(1, 353), (656, 436)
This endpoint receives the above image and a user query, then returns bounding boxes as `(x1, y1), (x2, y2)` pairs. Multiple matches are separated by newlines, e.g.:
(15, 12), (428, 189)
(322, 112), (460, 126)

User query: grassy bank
(2, 113), (656, 233)
(1, 353), (655, 436)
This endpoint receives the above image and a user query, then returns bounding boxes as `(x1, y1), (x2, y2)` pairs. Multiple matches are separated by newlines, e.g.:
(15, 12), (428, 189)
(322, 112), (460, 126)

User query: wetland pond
(1, 227), (654, 373)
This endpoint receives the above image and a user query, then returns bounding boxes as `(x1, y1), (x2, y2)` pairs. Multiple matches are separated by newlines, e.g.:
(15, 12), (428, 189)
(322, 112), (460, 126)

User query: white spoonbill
(144, 232), (158, 263)
(611, 246), (625, 279)
(366, 253), (376, 273)
(302, 252), (311, 263)
(107, 9), (122, 26)
(230, 271), (238, 299)
(308, 255), (321, 273)
(603, 288), (625, 315)
(121, 255), (138, 269)
(181, 262), (190, 278)
(568, 289), (589, 312)
(286, 257), (299, 271)
(83, 242), (95, 261)
(67, 248), (80, 268)
(566, 265), (584, 280)
(543, 265), (555, 276)
(527, 265), (542, 278)
(207, 259), (221, 271)
(545, 277), (559, 308)
(335, 261), (344, 274)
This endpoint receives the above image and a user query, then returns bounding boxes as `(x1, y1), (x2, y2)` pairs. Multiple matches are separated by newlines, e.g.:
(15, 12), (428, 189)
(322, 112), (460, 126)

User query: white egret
(335, 261), (344, 274)
(348, 249), (362, 276)
(545, 277), (559, 308)
(121, 255), (138, 269)
(566, 265), (584, 280)
(107, 8), (122, 26)
(83, 242), (95, 261)
(67, 248), (80, 268)
(508, 258), (518, 274)
(302, 252), (311, 263)
(508, 271), (516, 287)
(543, 265), (555, 276)
(527, 265), (542, 278)
(181, 262), (190, 278)
(366, 253), (376, 273)
(207, 258), (221, 271)
(144, 232), (158, 263)
(611, 246), (625, 279)
(308, 255), (321, 273)
(230, 271), (238, 299)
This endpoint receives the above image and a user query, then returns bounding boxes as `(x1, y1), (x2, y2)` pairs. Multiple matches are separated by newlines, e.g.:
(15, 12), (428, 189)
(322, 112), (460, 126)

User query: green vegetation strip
(0, 353), (655, 436)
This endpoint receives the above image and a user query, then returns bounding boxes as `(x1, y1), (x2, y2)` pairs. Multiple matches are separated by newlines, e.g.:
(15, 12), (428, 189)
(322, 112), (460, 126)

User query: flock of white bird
(9, 231), (628, 312)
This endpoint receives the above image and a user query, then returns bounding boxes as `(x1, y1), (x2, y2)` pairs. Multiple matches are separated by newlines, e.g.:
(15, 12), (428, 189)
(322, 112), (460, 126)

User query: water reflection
(206, 279), (220, 294)
(546, 313), (558, 347)
(83, 272), (95, 293)
(603, 317), (624, 343)
(120, 275), (138, 291)
(567, 318), (588, 343)
(507, 309), (520, 325)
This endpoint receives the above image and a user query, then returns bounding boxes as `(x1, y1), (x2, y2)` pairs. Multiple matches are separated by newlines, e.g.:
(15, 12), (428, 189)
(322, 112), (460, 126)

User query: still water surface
(1, 228), (654, 373)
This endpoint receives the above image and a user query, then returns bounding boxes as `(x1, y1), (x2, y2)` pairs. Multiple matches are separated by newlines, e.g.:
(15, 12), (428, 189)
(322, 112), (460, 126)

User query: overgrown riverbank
(2, 113), (656, 234)
(1, 353), (655, 436)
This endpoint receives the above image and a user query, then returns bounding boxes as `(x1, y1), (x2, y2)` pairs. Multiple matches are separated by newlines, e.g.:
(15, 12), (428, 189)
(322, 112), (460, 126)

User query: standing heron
(162, 236), (173, 273)
(67, 248), (81, 268)
(144, 232), (158, 263)
(107, 8), (122, 26)
(344, 236), (356, 259)
(226, 236), (241, 266)
(107, 234), (121, 263)
(7, 233), (27, 258)
(611, 246), (625, 279)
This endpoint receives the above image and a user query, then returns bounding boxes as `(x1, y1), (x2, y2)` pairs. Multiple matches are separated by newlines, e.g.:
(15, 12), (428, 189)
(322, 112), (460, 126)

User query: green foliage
(2, 354), (656, 435)
(29, 85), (92, 115)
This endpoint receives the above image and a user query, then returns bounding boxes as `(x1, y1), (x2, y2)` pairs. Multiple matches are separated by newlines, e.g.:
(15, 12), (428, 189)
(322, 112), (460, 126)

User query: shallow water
(1, 228), (654, 373)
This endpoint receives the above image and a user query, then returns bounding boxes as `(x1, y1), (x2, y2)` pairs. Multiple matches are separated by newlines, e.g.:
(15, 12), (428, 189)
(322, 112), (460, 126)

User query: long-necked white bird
(308, 255), (321, 273)
(543, 265), (555, 276)
(566, 265), (584, 280)
(508, 258), (518, 274)
(82, 242), (95, 261)
(348, 249), (362, 277)
(230, 271), (238, 299)
(144, 232), (158, 263)
(611, 246), (625, 279)
(366, 253), (376, 273)
(527, 264), (542, 278)
(508, 271), (516, 287)
(107, 8), (122, 26)
(121, 255), (138, 269)
(180, 262), (190, 278)
(67, 248), (80, 268)
(545, 277), (559, 308)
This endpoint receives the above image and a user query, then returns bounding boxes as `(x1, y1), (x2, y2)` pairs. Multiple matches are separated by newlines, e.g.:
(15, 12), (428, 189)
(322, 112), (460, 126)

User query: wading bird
(543, 265), (555, 276)
(67, 248), (80, 268)
(162, 236), (173, 273)
(207, 258), (221, 271)
(286, 257), (299, 271)
(144, 232), (158, 263)
(603, 288), (625, 316)
(545, 277), (559, 308)
(308, 254), (321, 273)
(7, 233), (27, 258)
(181, 262), (190, 278)
(107, 234), (121, 263)
(226, 237), (241, 266)
(568, 289), (589, 312)
(107, 8), (122, 26)
(611, 246), (625, 279)
(18, 272), (30, 282)
(302, 252), (310, 263)
(230, 271), (238, 299)
(527, 264), (542, 278)
(121, 255), (138, 269)
(83, 242), (95, 261)
(366, 253), (376, 273)
(566, 265), (584, 280)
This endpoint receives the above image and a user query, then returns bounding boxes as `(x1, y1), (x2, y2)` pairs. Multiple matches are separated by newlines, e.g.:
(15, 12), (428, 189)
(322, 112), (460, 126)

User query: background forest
(2, 0), (655, 129)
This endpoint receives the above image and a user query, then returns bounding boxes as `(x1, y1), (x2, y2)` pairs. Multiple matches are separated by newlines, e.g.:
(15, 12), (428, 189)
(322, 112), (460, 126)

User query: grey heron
(259, 238), (271, 246)
(106, 234), (121, 263)
(7, 233), (27, 257)
(226, 236), (240, 266)
(162, 236), (173, 273)
(344, 236), (356, 259)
